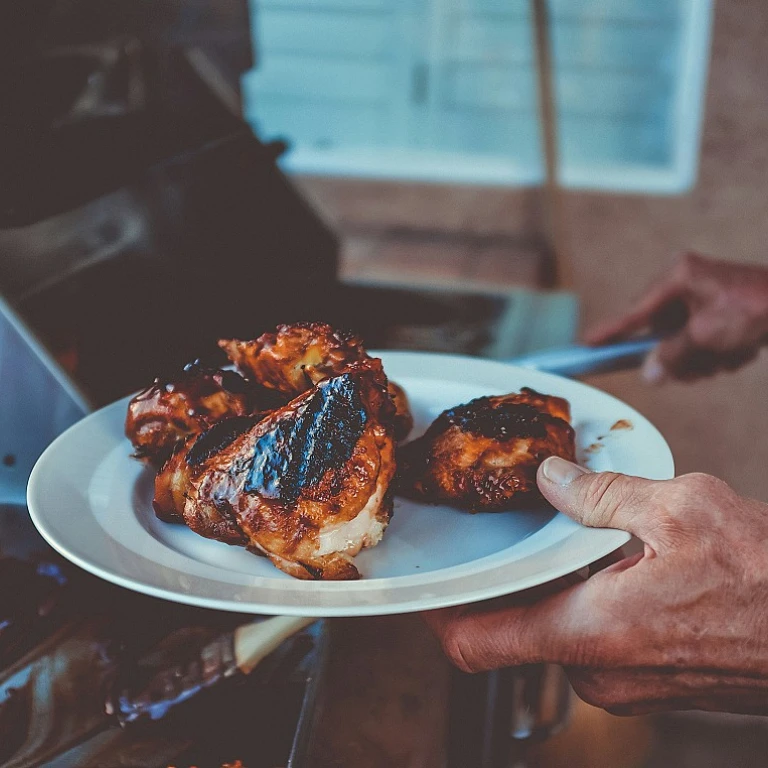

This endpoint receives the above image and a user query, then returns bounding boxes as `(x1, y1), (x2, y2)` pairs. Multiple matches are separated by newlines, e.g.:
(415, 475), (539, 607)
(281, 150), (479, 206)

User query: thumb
(584, 276), (685, 345)
(537, 457), (665, 548)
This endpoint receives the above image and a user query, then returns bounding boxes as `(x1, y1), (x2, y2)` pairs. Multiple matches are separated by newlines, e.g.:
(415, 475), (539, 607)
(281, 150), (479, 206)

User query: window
(243, 0), (714, 193)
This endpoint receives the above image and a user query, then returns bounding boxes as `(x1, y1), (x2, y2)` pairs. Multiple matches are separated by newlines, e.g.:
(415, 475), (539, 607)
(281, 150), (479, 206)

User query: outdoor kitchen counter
(308, 617), (451, 768)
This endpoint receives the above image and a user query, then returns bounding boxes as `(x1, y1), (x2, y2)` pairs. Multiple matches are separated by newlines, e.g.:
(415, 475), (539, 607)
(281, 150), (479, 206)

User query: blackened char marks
(300, 561), (323, 579)
(187, 416), (260, 466)
(216, 369), (252, 395)
(179, 359), (249, 395)
(439, 398), (549, 440)
(246, 374), (367, 505)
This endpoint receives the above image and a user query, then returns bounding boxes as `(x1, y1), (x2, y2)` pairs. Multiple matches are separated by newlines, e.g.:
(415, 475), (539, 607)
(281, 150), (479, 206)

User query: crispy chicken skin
(125, 361), (256, 467)
(219, 322), (369, 396)
(155, 370), (397, 580)
(153, 417), (255, 542)
(219, 322), (413, 440)
(152, 439), (189, 525)
(399, 388), (576, 512)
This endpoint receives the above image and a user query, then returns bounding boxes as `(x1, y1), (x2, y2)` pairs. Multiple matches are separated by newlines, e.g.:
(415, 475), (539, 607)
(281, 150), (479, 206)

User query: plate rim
(27, 350), (672, 617)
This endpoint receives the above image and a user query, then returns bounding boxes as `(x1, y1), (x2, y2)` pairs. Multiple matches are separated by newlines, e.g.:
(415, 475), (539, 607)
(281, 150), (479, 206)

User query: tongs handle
(510, 335), (660, 378)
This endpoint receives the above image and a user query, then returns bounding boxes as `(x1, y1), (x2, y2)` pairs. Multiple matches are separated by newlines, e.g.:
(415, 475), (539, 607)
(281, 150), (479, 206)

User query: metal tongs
(509, 335), (660, 378)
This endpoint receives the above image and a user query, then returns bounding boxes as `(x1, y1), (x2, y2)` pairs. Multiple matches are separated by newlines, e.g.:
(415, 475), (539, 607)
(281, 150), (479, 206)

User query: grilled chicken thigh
(399, 388), (575, 511)
(125, 361), (256, 467)
(154, 369), (396, 580)
(220, 322), (413, 440)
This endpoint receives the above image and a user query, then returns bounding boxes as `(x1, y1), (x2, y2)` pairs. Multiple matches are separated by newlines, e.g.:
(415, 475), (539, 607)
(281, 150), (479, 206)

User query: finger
(422, 573), (583, 637)
(717, 346), (758, 372)
(569, 667), (768, 716)
(537, 458), (668, 549)
(641, 332), (701, 383)
(646, 335), (756, 382)
(568, 668), (673, 714)
(659, 333), (709, 379)
(585, 278), (685, 345)
(675, 346), (759, 379)
(426, 577), (617, 671)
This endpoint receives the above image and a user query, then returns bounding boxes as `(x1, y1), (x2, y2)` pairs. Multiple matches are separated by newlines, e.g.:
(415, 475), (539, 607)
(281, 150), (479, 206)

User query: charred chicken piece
(220, 322), (413, 440)
(219, 322), (369, 397)
(125, 361), (257, 467)
(152, 439), (190, 525)
(153, 417), (257, 543)
(156, 370), (396, 580)
(399, 388), (575, 511)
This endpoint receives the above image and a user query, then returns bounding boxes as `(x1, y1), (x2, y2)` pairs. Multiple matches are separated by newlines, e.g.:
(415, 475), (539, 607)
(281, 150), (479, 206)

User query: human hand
(425, 457), (768, 715)
(586, 252), (768, 383)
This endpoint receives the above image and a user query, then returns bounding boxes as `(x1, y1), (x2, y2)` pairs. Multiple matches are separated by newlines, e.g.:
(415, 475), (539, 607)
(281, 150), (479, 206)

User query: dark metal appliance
(0, 2), (334, 765)
(0, 0), (339, 406)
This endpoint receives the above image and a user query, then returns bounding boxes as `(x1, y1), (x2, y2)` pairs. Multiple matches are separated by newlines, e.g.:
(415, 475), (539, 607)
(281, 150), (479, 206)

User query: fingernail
(641, 355), (667, 384)
(541, 457), (590, 486)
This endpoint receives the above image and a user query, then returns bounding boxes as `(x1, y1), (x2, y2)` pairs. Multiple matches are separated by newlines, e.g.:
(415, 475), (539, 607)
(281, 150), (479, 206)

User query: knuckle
(579, 473), (633, 527)
(571, 676), (615, 711)
(674, 472), (732, 500)
(440, 620), (482, 674)
(650, 473), (738, 548)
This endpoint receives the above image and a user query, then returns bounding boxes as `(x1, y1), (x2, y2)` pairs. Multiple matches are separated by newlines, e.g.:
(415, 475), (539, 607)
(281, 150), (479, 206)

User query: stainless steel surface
(510, 335), (660, 377)
(287, 621), (329, 768)
(0, 296), (90, 506)
(508, 665), (571, 742)
(0, 298), (327, 768)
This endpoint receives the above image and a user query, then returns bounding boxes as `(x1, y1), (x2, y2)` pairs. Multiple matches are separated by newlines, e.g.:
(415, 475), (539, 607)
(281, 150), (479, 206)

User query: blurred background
(245, 0), (766, 505)
(2, 1), (768, 767)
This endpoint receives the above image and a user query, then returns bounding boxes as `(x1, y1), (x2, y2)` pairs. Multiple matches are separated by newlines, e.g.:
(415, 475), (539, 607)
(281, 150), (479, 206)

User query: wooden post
(531, 0), (573, 291)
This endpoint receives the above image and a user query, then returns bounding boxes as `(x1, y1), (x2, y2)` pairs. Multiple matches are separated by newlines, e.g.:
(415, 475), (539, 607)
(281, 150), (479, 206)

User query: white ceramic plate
(27, 351), (674, 617)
